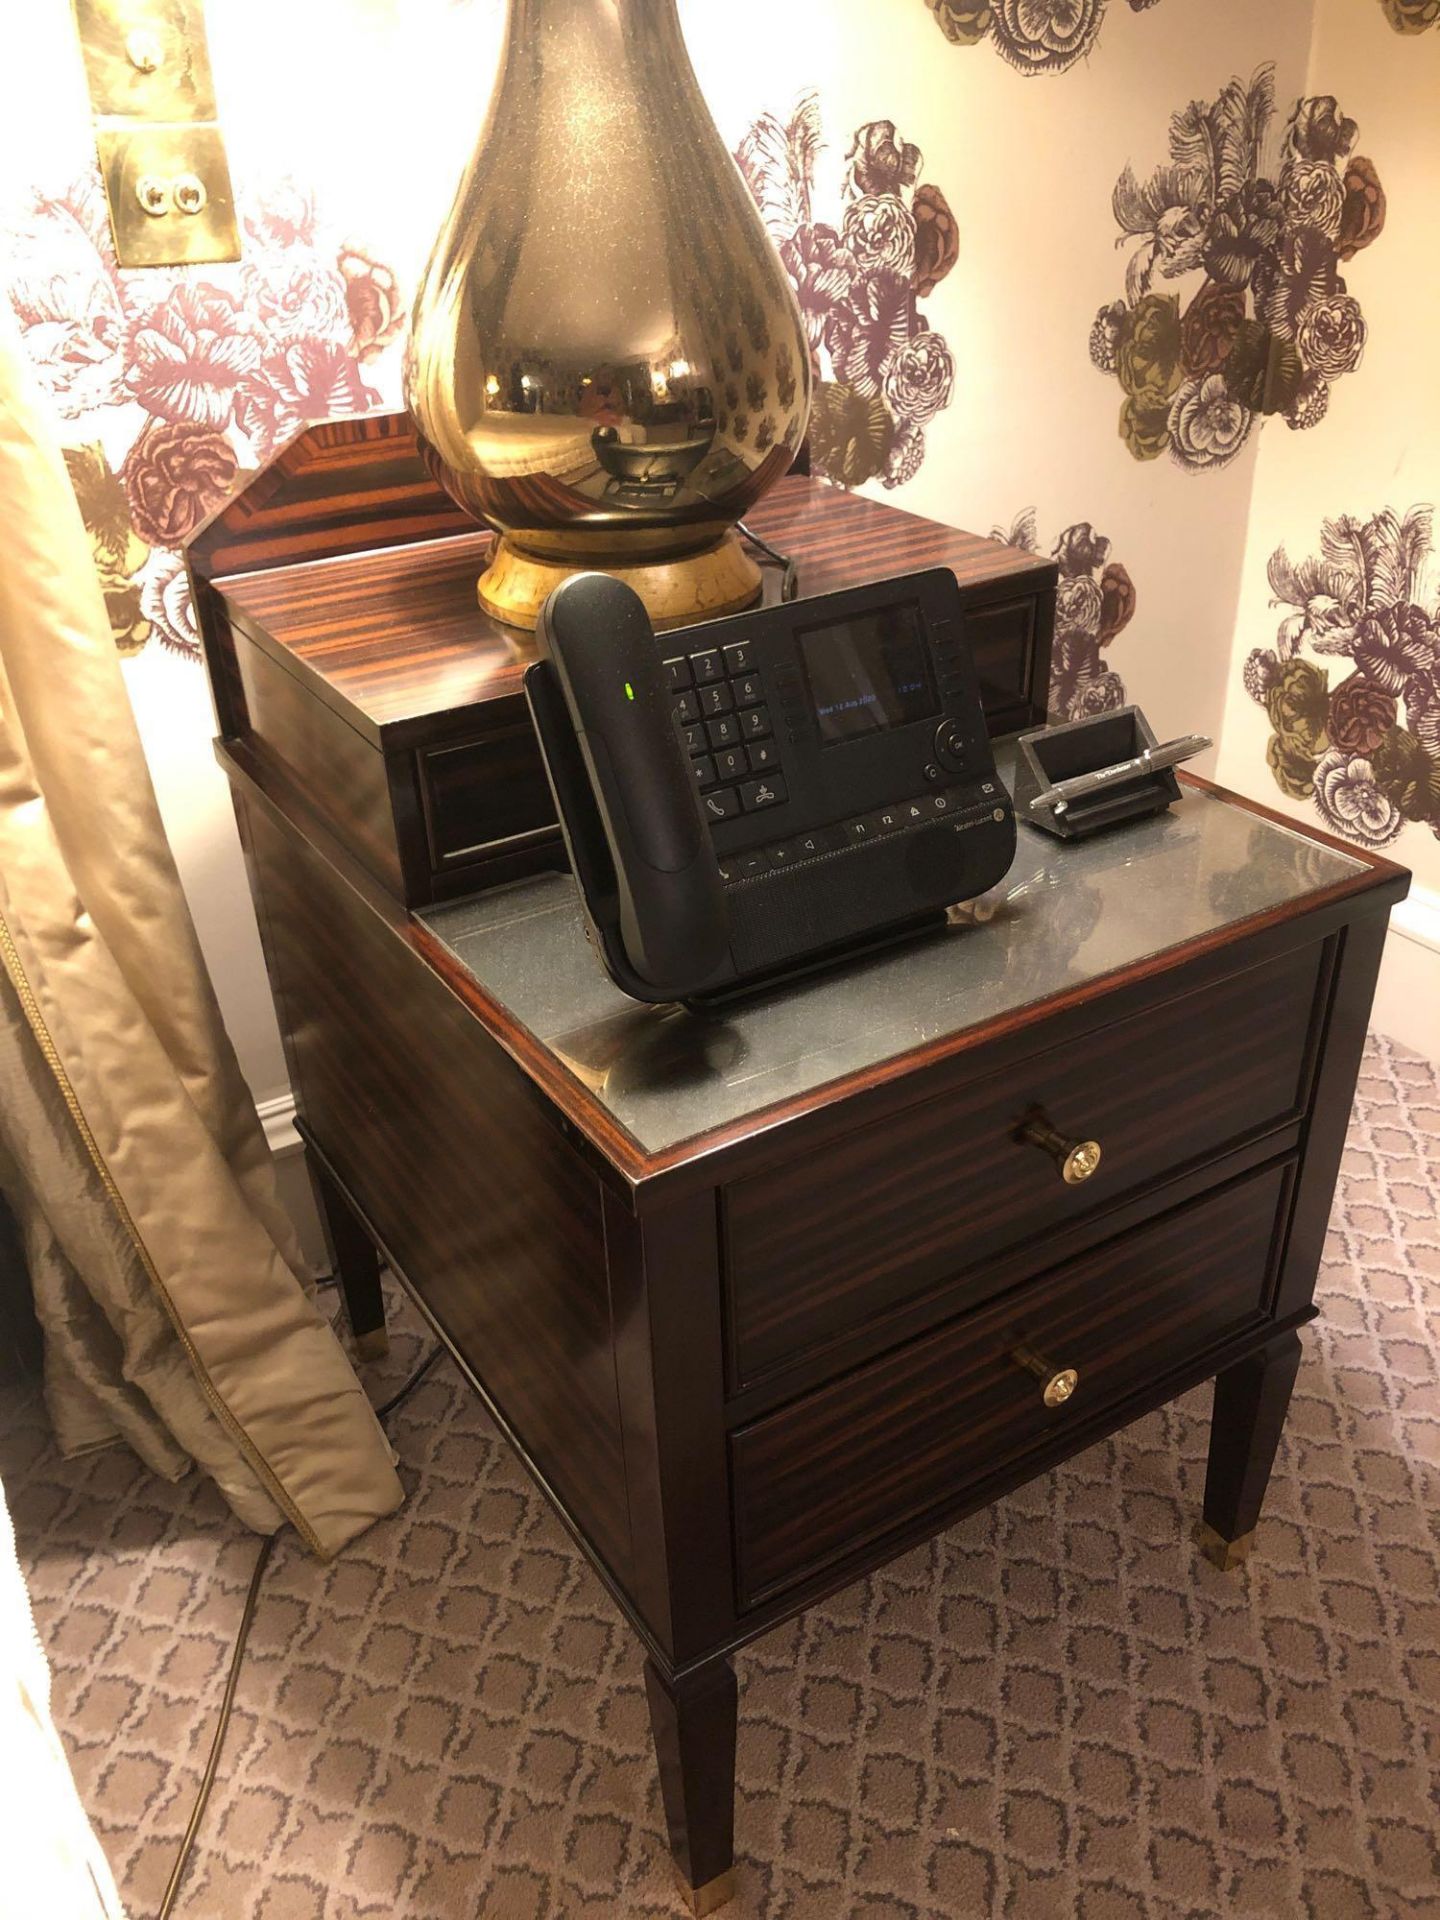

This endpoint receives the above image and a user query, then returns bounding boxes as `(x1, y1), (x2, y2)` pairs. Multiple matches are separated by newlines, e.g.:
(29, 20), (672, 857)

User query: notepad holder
(1013, 707), (1210, 842)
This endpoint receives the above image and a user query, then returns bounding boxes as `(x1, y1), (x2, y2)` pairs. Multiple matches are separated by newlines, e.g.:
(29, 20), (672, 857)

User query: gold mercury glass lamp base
(477, 531), (763, 634)
(403, 0), (811, 641)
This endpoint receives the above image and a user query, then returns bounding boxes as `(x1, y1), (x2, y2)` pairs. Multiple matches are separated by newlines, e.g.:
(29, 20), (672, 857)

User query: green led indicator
(624, 680), (635, 701)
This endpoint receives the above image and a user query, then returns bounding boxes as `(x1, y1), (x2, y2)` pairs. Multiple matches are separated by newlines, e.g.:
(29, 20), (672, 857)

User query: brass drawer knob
(1019, 1113), (1102, 1185)
(1012, 1344), (1080, 1408)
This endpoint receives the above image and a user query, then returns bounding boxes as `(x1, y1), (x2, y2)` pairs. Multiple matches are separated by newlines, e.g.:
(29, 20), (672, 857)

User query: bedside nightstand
(193, 416), (1406, 1913)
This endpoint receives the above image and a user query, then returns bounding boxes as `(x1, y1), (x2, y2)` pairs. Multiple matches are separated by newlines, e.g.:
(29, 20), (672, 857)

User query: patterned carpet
(1, 1033), (1437, 1920)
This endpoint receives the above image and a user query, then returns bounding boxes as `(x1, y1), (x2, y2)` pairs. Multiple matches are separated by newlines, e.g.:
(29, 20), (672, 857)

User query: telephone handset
(525, 568), (1017, 1004)
(524, 573), (730, 997)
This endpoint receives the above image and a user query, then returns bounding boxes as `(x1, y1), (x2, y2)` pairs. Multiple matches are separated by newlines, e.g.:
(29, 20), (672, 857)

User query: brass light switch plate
(74, 0), (217, 120)
(74, 0), (240, 267)
(96, 124), (240, 266)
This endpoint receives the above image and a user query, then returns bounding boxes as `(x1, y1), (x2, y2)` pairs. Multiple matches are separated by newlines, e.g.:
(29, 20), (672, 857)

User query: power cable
(154, 1339), (444, 1916)
(737, 519), (799, 602)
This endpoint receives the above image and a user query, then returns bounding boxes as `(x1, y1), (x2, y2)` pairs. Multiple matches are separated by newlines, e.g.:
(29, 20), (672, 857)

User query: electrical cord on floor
(736, 519), (799, 602)
(155, 1532), (273, 1920)
(155, 1339), (445, 1917)
(375, 1342), (445, 1422)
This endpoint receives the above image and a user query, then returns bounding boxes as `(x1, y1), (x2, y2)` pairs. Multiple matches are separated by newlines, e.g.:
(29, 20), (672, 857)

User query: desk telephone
(524, 568), (1017, 1003)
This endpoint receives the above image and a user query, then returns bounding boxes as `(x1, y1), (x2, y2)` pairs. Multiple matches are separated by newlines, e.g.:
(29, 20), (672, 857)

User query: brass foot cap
(353, 1328), (390, 1362)
(677, 1867), (737, 1915)
(1195, 1521), (1254, 1571)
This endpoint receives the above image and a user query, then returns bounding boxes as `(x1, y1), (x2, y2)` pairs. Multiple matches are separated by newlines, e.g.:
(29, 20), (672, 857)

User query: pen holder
(1013, 707), (1210, 841)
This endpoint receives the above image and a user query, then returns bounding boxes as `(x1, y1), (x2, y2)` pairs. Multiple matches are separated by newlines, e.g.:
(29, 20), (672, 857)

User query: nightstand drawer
(419, 725), (558, 872)
(723, 939), (1327, 1387)
(731, 1156), (1292, 1608)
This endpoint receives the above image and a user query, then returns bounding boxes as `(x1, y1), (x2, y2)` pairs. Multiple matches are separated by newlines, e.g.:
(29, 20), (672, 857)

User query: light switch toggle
(124, 26), (163, 71)
(134, 170), (207, 218)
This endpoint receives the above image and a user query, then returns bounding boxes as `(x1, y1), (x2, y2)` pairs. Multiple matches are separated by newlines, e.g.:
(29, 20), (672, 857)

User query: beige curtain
(0, 310), (402, 1557)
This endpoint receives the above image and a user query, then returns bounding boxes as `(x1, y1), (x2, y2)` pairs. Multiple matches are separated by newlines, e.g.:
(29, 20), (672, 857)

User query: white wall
(1213, 0), (1440, 1059)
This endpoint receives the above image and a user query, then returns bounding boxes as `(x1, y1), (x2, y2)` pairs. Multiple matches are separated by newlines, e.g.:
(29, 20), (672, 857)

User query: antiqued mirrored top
(419, 783), (1364, 1157)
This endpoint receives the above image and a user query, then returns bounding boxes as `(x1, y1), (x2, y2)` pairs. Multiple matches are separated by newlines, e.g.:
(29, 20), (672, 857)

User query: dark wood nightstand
(194, 416), (1406, 1914)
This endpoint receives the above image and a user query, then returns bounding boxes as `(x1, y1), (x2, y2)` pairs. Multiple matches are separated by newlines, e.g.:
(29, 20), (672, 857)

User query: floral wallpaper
(1090, 69), (1387, 472)
(2, 173), (401, 658)
(993, 512), (1138, 720)
(923, 0), (1162, 72)
(735, 97), (958, 490)
(1244, 507), (1440, 849)
(1378, 0), (1438, 29)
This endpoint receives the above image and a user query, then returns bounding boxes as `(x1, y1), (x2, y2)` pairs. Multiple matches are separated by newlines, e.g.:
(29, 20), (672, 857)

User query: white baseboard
(1370, 883), (1440, 1065)
(255, 1092), (329, 1277)
(256, 1091), (303, 1157)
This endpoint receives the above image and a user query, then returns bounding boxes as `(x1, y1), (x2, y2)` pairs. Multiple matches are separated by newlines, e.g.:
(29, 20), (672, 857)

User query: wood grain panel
(731, 1156), (1292, 1607)
(419, 726), (559, 869)
(213, 468), (1057, 748)
(234, 624), (406, 895)
(236, 788), (633, 1588)
(723, 939), (1327, 1387)
(187, 411), (472, 586)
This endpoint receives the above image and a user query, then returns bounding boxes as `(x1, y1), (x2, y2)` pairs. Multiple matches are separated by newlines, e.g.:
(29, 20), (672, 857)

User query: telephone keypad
(675, 658), (788, 818)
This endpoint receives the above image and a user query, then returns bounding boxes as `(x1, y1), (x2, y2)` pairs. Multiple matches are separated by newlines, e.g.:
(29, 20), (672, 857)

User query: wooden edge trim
(1178, 768), (1412, 889)
(626, 855), (1405, 1185)
(408, 916), (654, 1186)
(413, 840), (1400, 1194)
(218, 755), (1409, 1202)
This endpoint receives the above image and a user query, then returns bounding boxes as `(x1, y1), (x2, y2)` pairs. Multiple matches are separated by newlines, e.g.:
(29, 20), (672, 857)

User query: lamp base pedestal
(477, 530), (763, 633)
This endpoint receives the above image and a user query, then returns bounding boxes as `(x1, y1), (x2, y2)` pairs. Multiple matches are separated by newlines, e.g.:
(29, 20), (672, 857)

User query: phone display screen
(798, 601), (939, 745)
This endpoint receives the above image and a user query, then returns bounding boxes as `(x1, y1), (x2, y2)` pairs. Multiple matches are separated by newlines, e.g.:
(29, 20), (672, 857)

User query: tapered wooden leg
(1196, 1329), (1303, 1569)
(308, 1151), (387, 1359)
(644, 1656), (738, 1914)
